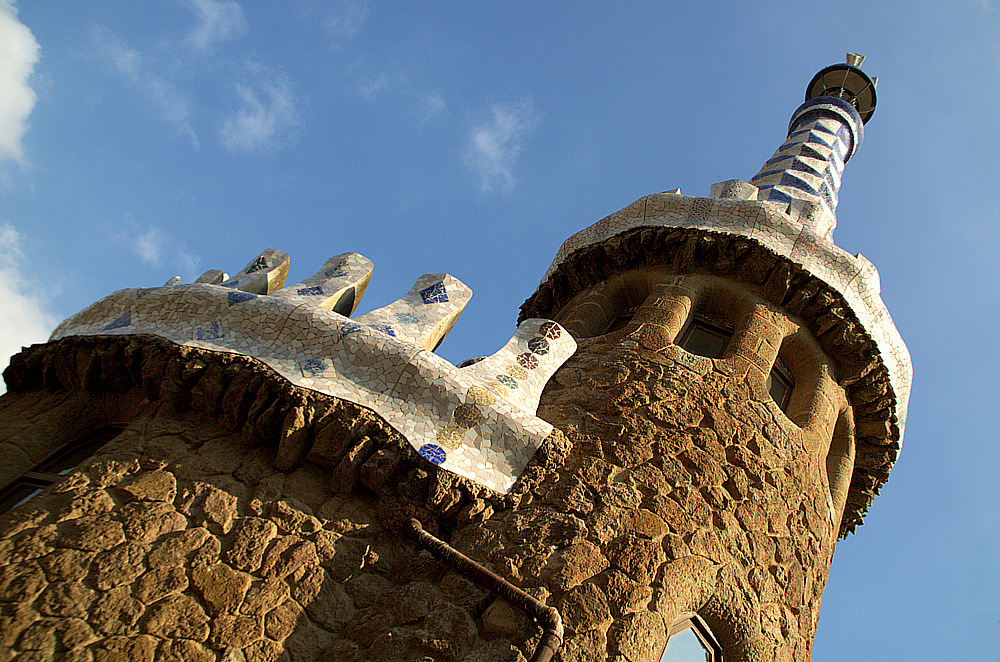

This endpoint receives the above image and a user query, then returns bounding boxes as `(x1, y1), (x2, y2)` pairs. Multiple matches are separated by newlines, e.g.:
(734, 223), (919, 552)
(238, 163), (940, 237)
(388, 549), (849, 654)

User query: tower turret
(750, 53), (877, 238)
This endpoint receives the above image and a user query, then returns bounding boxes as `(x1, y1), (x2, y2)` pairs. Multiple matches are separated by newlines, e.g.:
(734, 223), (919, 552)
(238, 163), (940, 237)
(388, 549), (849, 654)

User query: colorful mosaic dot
(540, 321), (562, 339)
(371, 324), (396, 337)
(516, 353), (539, 369)
(296, 286), (324, 296)
(528, 337), (550, 355)
(418, 444), (447, 465)
(453, 403), (482, 429)
(505, 365), (528, 380)
(467, 386), (496, 407)
(435, 426), (464, 450)
(301, 358), (328, 377)
(497, 375), (518, 389)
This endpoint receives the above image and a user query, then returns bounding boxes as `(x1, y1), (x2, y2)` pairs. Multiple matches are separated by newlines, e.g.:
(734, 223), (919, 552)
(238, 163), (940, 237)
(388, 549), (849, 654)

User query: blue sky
(1, 1), (997, 658)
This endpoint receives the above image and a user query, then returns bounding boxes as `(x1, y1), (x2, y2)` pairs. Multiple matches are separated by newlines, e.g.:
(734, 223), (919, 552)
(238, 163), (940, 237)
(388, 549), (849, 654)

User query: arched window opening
(605, 305), (640, 334)
(0, 425), (125, 513)
(662, 614), (724, 661)
(767, 355), (795, 413)
(679, 316), (733, 359)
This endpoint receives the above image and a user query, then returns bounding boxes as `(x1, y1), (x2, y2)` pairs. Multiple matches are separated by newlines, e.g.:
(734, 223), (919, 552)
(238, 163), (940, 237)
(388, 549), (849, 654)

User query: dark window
(0, 426), (124, 513)
(661, 614), (724, 661)
(679, 317), (732, 358)
(767, 356), (794, 413)
(606, 306), (639, 334)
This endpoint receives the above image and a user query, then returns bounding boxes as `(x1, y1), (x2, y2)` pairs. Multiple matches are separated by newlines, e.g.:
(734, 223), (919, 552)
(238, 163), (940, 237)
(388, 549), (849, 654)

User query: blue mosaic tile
(228, 291), (257, 305)
(297, 286), (324, 296)
(193, 320), (222, 340)
(337, 322), (364, 340)
(395, 311), (421, 324)
(419, 282), (449, 304)
(324, 265), (347, 278)
(102, 312), (131, 331)
(301, 358), (328, 377)
(245, 256), (268, 274)
(418, 444), (446, 465)
(371, 324), (396, 337)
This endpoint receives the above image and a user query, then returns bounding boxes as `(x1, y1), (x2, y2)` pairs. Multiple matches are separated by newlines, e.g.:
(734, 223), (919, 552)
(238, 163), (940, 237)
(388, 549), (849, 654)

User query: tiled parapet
(49, 250), (576, 493)
(526, 189), (911, 446)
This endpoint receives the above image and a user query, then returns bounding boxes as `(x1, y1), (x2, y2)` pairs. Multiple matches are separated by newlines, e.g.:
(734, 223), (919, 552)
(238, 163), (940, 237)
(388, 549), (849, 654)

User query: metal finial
(845, 52), (866, 67)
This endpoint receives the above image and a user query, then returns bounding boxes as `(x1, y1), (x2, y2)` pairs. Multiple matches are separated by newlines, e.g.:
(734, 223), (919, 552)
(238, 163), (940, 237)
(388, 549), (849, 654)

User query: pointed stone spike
(194, 269), (228, 284)
(459, 318), (576, 414)
(218, 249), (290, 294)
(163, 275), (183, 286)
(353, 273), (472, 351)
(271, 252), (374, 316)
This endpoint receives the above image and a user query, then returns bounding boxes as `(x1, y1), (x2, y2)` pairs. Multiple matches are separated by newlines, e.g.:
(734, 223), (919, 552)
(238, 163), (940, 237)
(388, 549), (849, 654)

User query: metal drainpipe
(404, 518), (564, 662)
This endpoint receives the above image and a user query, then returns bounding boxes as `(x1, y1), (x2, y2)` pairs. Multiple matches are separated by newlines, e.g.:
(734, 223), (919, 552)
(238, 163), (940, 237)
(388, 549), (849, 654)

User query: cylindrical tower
(515, 53), (910, 660)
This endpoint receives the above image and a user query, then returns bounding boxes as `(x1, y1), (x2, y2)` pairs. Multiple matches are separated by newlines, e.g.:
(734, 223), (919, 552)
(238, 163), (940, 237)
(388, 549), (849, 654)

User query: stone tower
(0, 56), (909, 662)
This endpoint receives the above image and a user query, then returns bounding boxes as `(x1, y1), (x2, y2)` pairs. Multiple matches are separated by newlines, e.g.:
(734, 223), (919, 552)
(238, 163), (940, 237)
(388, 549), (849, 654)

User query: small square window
(767, 356), (794, 412)
(679, 318), (732, 358)
(606, 306), (639, 334)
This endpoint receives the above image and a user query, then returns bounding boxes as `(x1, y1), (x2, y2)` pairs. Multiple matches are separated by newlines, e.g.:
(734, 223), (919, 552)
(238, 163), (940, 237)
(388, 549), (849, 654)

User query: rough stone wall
(1, 287), (849, 662)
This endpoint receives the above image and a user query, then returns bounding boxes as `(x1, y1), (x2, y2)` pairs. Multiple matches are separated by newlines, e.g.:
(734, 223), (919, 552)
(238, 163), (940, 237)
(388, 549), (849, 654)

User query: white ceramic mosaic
(538, 183), (912, 442)
(51, 250), (577, 493)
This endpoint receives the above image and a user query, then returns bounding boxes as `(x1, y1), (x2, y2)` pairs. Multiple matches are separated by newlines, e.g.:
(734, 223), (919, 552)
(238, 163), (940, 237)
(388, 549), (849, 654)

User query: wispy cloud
(309, 0), (371, 45)
(91, 27), (200, 148)
(184, 0), (247, 55)
(220, 66), (298, 152)
(0, 1), (39, 165)
(133, 226), (167, 266)
(358, 75), (389, 101)
(420, 93), (446, 117)
(0, 225), (58, 389)
(118, 219), (201, 279)
(464, 98), (539, 193)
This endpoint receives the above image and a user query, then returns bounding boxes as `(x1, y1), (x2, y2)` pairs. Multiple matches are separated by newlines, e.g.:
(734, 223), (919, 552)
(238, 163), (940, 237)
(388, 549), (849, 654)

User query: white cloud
(133, 226), (167, 266)
(319, 0), (371, 44)
(220, 68), (298, 152)
(420, 93), (446, 117)
(0, 1), (39, 165)
(464, 98), (539, 192)
(91, 27), (199, 148)
(0, 225), (58, 389)
(177, 247), (201, 276)
(358, 76), (389, 101)
(184, 0), (247, 54)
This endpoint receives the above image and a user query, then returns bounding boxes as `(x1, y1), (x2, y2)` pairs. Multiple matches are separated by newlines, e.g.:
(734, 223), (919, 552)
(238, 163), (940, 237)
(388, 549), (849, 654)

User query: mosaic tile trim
(50, 251), (576, 493)
(537, 186), (911, 442)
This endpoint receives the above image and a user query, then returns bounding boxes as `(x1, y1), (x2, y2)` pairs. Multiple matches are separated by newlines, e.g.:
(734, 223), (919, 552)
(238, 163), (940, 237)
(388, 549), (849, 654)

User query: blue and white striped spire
(750, 54), (877, 239)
